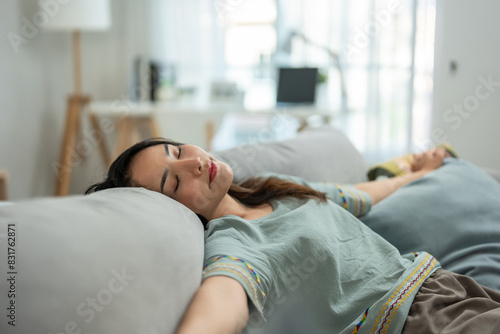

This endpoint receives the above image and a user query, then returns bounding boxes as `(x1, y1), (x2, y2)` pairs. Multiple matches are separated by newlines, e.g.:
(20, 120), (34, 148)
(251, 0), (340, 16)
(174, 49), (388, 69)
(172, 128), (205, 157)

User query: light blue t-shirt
(203, 174), (440, 334)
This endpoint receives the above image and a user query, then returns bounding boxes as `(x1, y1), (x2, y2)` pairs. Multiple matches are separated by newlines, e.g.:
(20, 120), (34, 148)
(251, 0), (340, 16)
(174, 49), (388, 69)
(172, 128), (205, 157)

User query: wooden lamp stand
(54, 32), (108, 196)
(41, 0), (111, 196)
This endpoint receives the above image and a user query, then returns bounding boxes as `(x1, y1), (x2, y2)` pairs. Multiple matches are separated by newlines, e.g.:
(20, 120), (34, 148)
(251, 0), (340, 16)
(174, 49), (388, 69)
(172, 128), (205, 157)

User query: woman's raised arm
(354, 147), (446, 205)
(176, 276), (249, 334)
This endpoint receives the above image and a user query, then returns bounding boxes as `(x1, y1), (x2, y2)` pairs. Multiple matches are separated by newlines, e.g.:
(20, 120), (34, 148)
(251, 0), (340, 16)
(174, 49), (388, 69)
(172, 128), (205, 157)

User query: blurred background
(1, 0), (499, 200)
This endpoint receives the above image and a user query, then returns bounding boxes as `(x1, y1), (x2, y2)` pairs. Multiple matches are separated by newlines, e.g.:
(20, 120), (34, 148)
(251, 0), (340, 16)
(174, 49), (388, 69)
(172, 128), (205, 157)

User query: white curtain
(276, 0), (436, 163)
(147, 0), (436, 160)
(148, 0), (226, 98)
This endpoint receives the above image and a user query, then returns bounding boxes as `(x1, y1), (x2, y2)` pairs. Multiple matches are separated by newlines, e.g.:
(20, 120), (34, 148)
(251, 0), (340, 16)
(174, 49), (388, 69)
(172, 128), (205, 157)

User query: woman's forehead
(130, 145), (166, 178)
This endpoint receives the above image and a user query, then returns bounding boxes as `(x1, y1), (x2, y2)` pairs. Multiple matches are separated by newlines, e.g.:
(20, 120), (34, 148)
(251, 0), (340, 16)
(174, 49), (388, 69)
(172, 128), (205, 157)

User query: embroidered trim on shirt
(204, 256), (267, 302)
(345, 187), (366, 217)
(203, 262), (265, 310)
(335, 184), (348, 210)
(204, 256), (264, 289)
(342, 186), (368, 217)
(344, 187), (359, 216)
(352, 305), (372, 334)
(370, 254), (438, 334)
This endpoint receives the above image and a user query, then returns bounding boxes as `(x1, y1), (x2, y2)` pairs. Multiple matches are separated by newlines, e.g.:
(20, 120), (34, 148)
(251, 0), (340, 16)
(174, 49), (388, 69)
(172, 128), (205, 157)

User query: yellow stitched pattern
(377, 258), (437, 333)
(370, 254), (436, 333)
(344, 187), (359, 216)
(204, 265), (261, 309)
(344, 184), (366, 217)
(347, 186), (366, 217)
(371, 256), (436, 333)
(203, 262), (263, 310)
(335, 184), (348, 210)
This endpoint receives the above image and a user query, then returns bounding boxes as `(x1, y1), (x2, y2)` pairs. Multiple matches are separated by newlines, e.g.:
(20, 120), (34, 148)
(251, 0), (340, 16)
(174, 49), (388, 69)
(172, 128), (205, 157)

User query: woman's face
(129, 143), (233, 218)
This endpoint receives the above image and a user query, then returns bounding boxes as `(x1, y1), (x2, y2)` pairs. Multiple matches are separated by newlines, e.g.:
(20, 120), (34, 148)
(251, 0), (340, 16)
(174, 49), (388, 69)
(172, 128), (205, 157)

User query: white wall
(432, 0), (500, 171)
(0, 0), (150, 200)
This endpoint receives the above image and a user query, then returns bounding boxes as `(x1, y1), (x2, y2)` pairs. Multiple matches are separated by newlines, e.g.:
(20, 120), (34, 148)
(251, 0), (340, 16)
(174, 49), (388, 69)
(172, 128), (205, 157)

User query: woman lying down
(86, 138), (500, 334)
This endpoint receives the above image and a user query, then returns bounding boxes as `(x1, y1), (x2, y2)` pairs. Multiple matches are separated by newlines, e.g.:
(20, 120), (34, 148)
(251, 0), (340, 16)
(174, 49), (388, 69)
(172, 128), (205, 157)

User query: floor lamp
(41, 0), (112, 196)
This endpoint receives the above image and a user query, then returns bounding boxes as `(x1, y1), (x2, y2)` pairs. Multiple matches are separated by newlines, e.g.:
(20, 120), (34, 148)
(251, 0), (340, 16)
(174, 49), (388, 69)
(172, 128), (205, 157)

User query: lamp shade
(39, 0), (111, 31)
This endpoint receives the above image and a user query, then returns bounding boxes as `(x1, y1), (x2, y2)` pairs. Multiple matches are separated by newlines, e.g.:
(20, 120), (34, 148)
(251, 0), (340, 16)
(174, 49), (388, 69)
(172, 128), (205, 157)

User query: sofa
(1, 125), (499, 334)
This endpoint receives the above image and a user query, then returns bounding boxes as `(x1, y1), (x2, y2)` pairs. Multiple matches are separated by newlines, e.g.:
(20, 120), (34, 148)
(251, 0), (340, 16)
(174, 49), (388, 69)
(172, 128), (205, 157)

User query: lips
(209, 161), (217, 184)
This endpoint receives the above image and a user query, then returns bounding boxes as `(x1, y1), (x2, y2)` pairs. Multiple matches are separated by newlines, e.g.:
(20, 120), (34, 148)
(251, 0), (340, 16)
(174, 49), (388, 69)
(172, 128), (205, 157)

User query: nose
(172, 156), (203, 176)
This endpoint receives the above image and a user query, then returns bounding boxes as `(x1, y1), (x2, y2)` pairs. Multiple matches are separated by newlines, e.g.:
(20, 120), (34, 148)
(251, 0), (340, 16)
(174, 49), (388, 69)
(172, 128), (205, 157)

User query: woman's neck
(208, 194), (272, 221)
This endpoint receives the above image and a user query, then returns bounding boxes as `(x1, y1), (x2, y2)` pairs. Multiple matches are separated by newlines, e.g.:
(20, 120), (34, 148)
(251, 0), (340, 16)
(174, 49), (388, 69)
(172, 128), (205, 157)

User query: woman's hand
(411, 147), (448, 174)
(176, 276), (249, 334)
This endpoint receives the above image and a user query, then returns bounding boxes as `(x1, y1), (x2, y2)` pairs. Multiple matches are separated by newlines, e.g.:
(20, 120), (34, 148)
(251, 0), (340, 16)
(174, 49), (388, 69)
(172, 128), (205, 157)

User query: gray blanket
(361, 158), (500, 291)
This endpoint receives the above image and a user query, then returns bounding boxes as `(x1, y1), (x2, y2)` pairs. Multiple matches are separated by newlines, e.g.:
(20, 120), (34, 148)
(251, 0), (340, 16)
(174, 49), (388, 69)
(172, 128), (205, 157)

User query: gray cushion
(0, 188), (204, 333)
(360, 159), (500, 291)
(214, 126), (368, 184)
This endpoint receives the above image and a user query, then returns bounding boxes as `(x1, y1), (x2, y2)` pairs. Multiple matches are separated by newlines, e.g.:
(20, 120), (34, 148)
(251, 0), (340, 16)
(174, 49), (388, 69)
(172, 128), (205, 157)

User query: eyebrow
(160, 144), (169, 193)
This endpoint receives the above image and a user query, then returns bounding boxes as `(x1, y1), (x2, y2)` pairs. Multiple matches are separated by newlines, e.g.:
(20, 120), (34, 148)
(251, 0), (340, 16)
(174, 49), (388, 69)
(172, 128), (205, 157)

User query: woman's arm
(176, 276), (249, 334)
(354, 147), (446, 205)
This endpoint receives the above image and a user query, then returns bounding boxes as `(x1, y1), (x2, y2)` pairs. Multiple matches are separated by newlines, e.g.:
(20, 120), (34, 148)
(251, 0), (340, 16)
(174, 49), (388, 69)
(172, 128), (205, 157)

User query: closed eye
(174, 146), (182, 193)
(173, 147), (182, 193)
(174, 175), (180, 192)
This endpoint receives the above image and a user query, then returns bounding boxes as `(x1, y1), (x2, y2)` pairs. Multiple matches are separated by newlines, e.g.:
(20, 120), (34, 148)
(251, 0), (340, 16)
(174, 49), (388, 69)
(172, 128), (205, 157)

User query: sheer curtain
(147, 0), (436, 160)
(148, 0), (226, 100)
(276, 0), (436, 163)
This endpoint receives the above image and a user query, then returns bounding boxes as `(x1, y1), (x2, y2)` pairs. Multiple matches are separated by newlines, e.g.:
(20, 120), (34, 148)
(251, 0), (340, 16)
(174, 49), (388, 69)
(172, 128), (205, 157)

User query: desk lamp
(281, 31), (348, 111)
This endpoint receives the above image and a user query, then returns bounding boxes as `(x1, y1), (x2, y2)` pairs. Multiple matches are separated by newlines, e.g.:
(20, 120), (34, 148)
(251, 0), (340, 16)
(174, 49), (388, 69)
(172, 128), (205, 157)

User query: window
(222, 0), (277, 67)
(276, 0), (436, 162)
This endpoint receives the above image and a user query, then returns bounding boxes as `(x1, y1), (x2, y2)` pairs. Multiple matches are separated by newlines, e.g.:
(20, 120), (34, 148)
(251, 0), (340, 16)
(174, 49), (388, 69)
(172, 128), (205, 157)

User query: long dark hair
(85, 138), (326, 223)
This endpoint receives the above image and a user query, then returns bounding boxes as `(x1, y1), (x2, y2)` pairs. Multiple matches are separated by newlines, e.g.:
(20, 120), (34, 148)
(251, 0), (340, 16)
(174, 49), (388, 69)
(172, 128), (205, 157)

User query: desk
(89, 99), (339, 165)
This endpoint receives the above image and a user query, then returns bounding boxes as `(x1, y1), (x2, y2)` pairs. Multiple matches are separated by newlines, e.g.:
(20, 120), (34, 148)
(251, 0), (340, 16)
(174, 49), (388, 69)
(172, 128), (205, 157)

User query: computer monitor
(276, 67), (318, 105)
